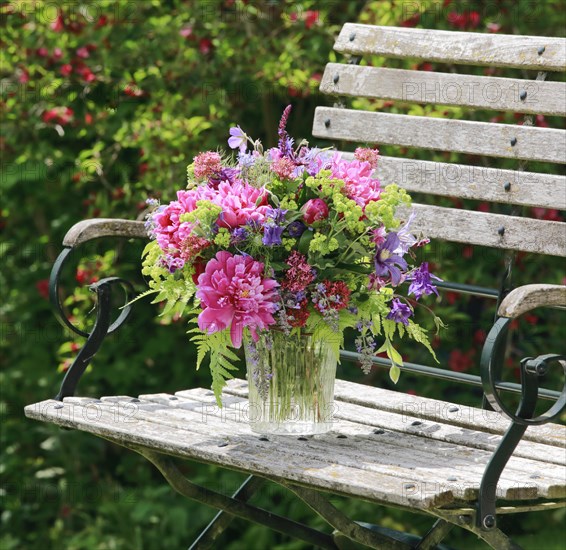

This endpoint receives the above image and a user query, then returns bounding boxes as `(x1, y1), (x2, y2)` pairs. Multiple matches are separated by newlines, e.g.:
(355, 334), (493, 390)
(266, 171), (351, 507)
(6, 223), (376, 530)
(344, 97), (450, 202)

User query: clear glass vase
(244, 331), (337, 435)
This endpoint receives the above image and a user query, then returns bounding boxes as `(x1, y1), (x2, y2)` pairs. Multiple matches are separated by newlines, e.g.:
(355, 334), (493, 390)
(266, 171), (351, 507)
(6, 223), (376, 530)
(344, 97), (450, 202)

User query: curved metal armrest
(50, 219), (148, 398)
(497, 284), (566, 319)
(63, 218), (147, 248)
(478, 285), (566, 532)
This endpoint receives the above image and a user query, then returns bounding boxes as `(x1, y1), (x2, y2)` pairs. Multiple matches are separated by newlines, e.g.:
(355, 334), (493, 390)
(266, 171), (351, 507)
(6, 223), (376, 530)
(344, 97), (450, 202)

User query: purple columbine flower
(374, 233), (408, 287)
(228, 126), (248, 152)
(408, 262), (442, 300)
(287, 220), (306, 238)
(386, 299), (413, 326)
(262, 225), (284, 246)
(265, 207), (288, 225)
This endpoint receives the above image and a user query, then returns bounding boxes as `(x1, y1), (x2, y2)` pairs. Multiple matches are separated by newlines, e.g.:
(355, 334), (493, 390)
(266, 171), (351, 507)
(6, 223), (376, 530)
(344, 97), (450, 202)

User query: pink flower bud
(301, 199), (329, 225)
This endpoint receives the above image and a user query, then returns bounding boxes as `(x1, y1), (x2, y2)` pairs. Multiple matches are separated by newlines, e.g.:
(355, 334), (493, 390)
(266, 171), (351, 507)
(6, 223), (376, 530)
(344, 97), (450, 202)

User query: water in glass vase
(244, 331), (337, 435)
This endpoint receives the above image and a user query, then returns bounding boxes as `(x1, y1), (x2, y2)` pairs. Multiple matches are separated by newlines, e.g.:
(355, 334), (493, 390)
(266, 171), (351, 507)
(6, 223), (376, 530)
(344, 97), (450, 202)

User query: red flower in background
(35, 279), (49, 299)
(50, 13), (65, 32)
(447, 11), (480, 30)
(304, 10), (319, 29)
(18, 69), (29, 83)
(95, 15), (108, 28)
(199, 38), (213, 55)
(76, 46), (90, 59)
(42, 107), (74, 125)
(60, 64), (73, 77)
(401, 14), (420, 27)
(449, 349), (475, 372)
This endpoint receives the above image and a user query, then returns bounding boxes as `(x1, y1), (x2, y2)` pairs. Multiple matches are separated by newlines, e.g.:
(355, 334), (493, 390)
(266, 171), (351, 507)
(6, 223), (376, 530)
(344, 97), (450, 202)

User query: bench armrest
(63, 218), (147, 248)
(497, 284), (566, 318)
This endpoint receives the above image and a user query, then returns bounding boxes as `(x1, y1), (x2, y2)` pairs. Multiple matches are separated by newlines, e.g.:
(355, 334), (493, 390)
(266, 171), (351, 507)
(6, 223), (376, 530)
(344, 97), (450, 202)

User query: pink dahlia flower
(330, 152), (381, 209)
(214, 180), (270, 229)
(196, 252), (279, 348)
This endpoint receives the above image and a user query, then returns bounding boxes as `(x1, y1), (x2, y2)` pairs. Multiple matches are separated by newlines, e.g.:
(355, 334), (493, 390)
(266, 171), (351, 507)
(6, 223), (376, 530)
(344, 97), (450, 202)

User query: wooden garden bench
(25, 25), (566, 549)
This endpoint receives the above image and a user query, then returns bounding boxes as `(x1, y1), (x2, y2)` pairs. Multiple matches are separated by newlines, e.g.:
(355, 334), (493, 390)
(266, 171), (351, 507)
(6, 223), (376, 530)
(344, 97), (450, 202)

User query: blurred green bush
(1, 1), (564, 548)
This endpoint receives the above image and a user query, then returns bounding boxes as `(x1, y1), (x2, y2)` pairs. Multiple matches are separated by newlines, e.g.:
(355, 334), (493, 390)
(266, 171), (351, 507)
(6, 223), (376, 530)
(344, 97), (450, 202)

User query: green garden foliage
(1, 1), (564, 548)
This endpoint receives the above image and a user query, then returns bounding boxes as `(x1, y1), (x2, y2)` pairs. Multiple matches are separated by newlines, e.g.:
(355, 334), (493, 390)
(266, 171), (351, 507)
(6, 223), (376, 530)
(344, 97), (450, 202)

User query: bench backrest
(313, 25), (566, 258)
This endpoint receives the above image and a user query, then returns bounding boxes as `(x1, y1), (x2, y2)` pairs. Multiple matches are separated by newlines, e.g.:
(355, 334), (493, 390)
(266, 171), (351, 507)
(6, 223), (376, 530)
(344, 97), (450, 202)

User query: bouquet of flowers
(142, 106), (442, 403)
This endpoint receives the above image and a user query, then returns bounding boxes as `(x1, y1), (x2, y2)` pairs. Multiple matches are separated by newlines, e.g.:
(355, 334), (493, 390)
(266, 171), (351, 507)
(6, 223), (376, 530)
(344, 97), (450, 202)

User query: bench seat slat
(321, 64), (566, 116)
(23, 397), (454, 509)
(329, 380), (566, 446)
(215, 383), (565, 466)
(335, 24), (566, 71)
(138, 390), (565, 501)
(337, 154), (566, 210)
(406, 204), (566, 256)
(24, 385), (566, 506)
(313, 107), (566, 164)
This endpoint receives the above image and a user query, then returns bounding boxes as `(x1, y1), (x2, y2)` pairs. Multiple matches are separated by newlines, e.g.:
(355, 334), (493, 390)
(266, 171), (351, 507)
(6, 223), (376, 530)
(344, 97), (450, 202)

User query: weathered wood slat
(321, 64), (566, 116)
(24, 382), (566, 507)
(335, 24), (566, 71)
(498, 284), (566, 318)
(313, 107), (566, 164)
(329, 379), (566, 447)
(23, 398), (453, 509)
(137, 391), (565, 501)
(213, 384), (566, 467)
(128, 395), (492, 501)
(403, 204), (566, 257)
(63, 218), (147, 247)
(338, 154), (566, 210)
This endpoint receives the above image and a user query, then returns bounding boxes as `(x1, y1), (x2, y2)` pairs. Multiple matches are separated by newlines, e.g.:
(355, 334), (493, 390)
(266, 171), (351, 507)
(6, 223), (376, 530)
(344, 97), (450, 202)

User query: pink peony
(153, 186), (215, 255)
(330, 152), (381, 208)
(196, 252), (279, 348)
(301, 198), (329, 225)
(213, 180), (270, 229)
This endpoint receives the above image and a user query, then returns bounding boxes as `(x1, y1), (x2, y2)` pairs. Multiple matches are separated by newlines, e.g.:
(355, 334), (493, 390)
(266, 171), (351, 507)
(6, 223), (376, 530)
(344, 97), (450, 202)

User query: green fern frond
(407, 321), (438, 363)
(125, 287), (160, 308)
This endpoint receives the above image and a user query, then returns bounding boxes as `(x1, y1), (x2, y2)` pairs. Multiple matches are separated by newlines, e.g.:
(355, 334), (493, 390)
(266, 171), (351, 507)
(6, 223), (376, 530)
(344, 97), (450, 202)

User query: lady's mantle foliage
(142, 107), (442, 403)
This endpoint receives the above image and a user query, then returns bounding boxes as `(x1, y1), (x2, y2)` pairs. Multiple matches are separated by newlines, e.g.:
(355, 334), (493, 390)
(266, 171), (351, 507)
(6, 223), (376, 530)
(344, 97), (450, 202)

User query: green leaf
(298, 229), (315, 254)
(389, 364), (401, 384)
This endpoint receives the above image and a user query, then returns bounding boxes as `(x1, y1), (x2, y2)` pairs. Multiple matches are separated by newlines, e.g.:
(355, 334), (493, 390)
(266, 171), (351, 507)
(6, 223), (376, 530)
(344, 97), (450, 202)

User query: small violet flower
(386, 299), (413, 326)
(231, 227), (248, 244)
(374, 233), (408, 287)
(408, 262), (442, 300)
(238, 151), (256, 168)
(228, 126), (248, 152)
(287, 220), (306, 238)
